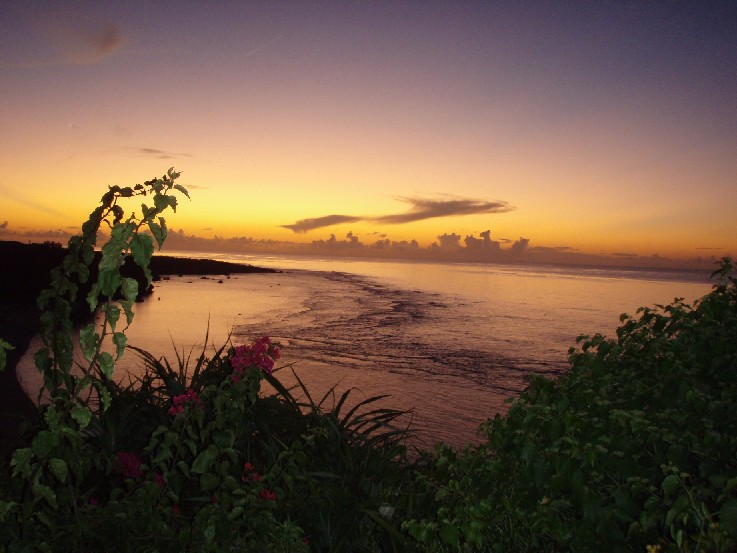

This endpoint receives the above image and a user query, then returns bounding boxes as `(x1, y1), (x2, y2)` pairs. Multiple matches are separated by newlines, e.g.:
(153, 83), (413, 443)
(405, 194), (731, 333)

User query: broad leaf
(112, 332), (127, 359)
(71, 406), (92, 429)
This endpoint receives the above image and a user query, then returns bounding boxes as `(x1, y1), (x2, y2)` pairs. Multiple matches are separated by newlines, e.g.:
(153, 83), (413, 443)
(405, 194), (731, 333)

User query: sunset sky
(1, 2), (736, 268)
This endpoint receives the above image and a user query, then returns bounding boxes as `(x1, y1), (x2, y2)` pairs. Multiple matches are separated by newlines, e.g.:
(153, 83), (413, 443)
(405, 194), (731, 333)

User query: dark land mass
(0, 240), (275, 457)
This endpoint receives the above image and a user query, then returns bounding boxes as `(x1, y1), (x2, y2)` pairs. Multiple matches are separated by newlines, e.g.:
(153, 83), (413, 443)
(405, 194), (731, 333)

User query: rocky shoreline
(0, 240), (275, 457)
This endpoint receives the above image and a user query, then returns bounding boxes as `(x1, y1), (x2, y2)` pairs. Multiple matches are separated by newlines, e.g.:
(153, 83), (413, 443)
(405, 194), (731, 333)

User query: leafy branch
(33, 167), (188, 417)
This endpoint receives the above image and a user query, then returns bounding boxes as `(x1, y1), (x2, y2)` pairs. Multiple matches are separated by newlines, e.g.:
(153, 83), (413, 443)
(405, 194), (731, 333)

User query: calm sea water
(17, 254), (712, 449)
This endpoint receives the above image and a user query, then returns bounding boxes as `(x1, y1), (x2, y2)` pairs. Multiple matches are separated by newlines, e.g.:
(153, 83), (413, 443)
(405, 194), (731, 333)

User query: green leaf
(0, 339), (13, 372)
(111, 204), (124, 223)
(720, 499), (737, 537)
(44, 405), (61, 429)
(154, 194), (170, 213)
(148, 219), (166, 249)
(98, 267), (121, 298)
(100, 190), (115, 208)
(86, 282), (101, 311)
(106, 304), (121, 332)
(176, 460), (191, 478)
(121, 277), (138, 303)
(99, 384), (112, 412)
(174, 184), (190, 199)
(34, 348), (51, 374)
(32, 483), (57, 509)
(406, 521), (432, 543)
(662, 474), (681, 497)
(0, 500), (19, 519)
(47, 458), (68, 483)
(191, 446), (218, 474)
(10, 448), (33, 478)
(112, 332), (127, 359)
(79, 323), (99, 361)
(121, 299), (135, 325)
(227, 506), (244, 521)
(665, 494), (689, 527)
(71, 406), (92, 429)
(32, 431), (58, 459)
(439, 522), (460, 546)
(131, 233), (154, 277)
(98, 352), (114, 379)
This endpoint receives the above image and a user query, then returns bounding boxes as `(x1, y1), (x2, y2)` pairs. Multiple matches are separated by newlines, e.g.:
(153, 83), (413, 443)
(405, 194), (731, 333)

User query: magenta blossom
(260, 488), (277, 502)
(230, 336), (282, 379)
(168, 389), (203, 416)
(115, 451), (143, 479)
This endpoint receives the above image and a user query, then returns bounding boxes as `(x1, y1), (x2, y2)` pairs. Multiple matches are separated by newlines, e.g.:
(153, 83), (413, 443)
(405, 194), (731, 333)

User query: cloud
(0, 222), (73, 241)
(509, 237), (530, 254)
(464, 229), (501, 252)
(282, 196), (513, 233)
(373, 197), (513, 224)
(282, 214), (363, 233)
(529, 245), (577, 253)
(433, 233), (463, 250)
(136, 148), (194, 160)
(46, 16), (125, 64)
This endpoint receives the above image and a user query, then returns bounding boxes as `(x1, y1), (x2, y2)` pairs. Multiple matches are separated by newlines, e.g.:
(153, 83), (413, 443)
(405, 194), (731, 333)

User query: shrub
(400, 258), (737, 552)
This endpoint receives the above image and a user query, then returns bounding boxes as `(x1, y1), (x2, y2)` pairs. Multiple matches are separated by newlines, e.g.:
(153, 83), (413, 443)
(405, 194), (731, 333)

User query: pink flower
(89, 498), (99, 506)
(230, 337), (282, 377)
(168, 389), (203, 416)
(260, 488), (277, 501)
(241, 461), (263, 483)
(115, 451), (143, 479)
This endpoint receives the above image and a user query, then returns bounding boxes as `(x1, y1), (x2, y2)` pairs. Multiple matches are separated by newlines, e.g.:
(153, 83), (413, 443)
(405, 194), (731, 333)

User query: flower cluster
(241, 461), (261, 483)
(115, 451), (143, 479)
(242, 461), (277, 502)
(259, 489), (277, 501)
(230, 336), (281, 380)
(168, 389), (203, 416)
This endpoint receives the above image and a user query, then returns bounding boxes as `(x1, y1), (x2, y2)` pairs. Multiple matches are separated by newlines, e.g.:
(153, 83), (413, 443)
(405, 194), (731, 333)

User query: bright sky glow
(1, 2), (736, 268)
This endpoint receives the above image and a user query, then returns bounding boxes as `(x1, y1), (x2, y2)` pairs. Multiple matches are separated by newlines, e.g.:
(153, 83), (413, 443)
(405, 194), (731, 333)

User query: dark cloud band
(373, 197), (512, 224)
(282, 196), (513, 233)
(137, 148), (194, 160)
(282, 215), (363, 233)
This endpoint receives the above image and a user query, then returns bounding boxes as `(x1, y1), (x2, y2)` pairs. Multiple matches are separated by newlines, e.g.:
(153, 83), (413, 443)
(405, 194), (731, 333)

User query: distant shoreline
(0, 240), (276, 457)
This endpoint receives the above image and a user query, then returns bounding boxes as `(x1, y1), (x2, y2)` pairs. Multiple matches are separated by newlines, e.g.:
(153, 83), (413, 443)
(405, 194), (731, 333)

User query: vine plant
(6, 168), (188, 533)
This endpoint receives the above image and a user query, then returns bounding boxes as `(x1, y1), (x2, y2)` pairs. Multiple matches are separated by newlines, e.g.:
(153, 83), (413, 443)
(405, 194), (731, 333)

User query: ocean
(16, 254), (713, 449)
